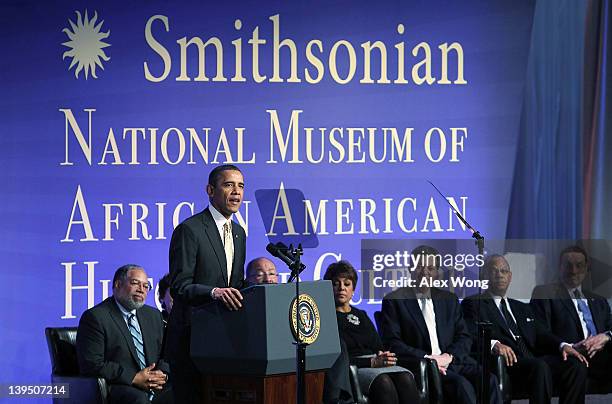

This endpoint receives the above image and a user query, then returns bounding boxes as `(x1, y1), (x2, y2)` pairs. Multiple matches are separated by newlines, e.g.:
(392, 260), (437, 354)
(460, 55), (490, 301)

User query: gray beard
(117, 295), (145, 311)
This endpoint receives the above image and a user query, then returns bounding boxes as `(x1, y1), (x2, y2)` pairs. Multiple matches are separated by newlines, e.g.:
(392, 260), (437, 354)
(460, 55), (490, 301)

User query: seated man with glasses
(76, 264), (171, 404)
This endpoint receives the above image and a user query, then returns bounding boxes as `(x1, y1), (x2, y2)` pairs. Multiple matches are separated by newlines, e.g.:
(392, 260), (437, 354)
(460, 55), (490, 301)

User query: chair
(372, 311), (443, 404)
(493, 356), (612, 403)
(348, 362), (426, 404)
(45, 327), (108, 404)
(348, 364), (368, 404)
(491, 354), (513, 403)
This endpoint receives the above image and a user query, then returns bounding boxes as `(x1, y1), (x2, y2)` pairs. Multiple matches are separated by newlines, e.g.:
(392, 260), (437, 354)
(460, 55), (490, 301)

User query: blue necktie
(574, 290), (597, 337)
(128, 314), (147, 369)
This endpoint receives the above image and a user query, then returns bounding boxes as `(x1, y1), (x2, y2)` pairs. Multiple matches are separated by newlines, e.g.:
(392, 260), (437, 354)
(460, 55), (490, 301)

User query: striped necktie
(128, 313), (147, 369)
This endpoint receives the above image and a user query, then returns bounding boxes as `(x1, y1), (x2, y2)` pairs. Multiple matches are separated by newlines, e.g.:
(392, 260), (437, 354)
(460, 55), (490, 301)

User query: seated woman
(324, 260), (418, 404)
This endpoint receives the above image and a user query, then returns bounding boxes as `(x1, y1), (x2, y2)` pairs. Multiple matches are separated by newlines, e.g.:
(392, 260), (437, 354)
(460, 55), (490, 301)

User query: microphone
(266, 242), (306, 282)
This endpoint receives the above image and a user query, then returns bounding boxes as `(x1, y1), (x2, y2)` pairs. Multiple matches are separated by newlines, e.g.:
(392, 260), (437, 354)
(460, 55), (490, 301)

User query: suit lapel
(509, 299), (532, 343)
(585, 291), (603, 333)
(402, 294), (431, 349)
(230, 221), (243, 286)
(106, 298), (140, 368)
(556, 284), (584, 336)
(431, 294), (445, 346)
(483, 296), (515, 340)
(203, 208), (229, 286)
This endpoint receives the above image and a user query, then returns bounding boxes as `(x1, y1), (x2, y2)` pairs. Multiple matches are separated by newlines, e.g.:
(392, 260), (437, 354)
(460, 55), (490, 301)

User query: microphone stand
(428, 181), (491, 404)
(472, 232), (491, 404)
(285, 243), (307, 404)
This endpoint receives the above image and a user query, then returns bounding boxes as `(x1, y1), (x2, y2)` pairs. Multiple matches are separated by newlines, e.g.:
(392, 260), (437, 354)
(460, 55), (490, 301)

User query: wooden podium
(202, 371), (325, 404)
(191, 281), (340, 404)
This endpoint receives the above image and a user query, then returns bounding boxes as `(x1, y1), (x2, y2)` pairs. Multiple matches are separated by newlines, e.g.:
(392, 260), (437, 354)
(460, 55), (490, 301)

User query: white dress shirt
(416, 292), (442, 355)
(114, 298), (142, 334)
(209, 204), (234, 242)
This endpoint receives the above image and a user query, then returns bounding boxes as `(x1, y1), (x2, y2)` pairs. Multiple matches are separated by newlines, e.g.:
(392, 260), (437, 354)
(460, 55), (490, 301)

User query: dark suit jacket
(530, 282), (612, 343)
(462, 293), (561, 356)
(166, 208), (247, 362)
(76, 297), (169, 386)
(380, 287), (473, 363)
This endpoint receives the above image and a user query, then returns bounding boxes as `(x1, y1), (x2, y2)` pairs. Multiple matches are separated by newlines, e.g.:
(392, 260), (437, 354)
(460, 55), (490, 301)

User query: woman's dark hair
(323, 260), (358, 289)
(158, 273), (172, 308)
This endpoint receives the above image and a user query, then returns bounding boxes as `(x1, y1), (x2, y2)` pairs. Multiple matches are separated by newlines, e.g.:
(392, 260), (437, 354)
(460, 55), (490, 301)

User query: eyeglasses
(128, 278), (152, 291)
(255, 271), (278, 278)
(489, 268), (511, 276)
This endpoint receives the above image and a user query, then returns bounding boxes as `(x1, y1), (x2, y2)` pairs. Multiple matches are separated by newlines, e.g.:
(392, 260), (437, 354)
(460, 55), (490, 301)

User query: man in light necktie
(166, 164), (248, 404)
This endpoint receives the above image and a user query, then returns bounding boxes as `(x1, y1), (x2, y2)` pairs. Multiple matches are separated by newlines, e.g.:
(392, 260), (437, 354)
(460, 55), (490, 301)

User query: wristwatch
(605, 330), (612, 342)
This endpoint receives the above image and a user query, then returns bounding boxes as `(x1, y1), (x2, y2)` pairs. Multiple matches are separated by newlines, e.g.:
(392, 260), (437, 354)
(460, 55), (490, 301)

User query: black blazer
(380, 287), (473, 362)
(530, 282), (612, 343)
(169, 208), (247, 306)
(462, 293), (561, 356)
(76, 297), (168, 385)
(166, 208), (247, 361)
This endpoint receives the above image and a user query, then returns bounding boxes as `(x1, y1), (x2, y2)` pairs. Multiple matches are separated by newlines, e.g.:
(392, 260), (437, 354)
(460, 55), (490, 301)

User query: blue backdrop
(0, 0), (536, 392)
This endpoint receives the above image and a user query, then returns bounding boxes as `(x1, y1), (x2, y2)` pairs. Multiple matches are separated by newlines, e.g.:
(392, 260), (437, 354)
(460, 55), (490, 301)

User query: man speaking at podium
(166, 164), (248, 404)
